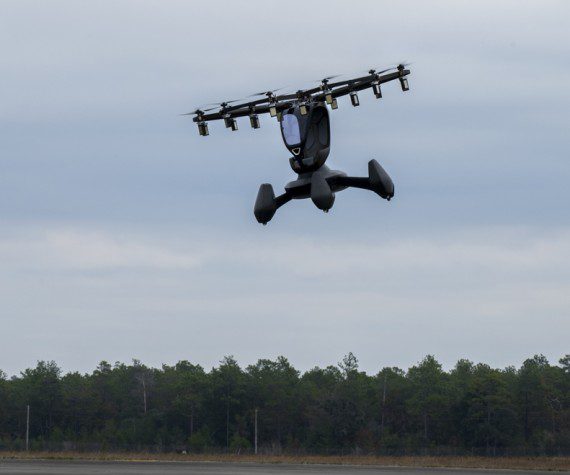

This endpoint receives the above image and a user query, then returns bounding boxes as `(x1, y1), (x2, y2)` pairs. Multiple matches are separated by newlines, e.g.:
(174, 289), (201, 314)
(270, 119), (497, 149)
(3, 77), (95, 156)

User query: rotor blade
(296, 74), (369, 97)
(369, 62), (412, 74)
(389, 61), (412, 69)
(181, 105), (219, 116)
(314, 74), (343, 82)
(248, 87), (289, 98)
(248, 92), (269, 98)
(369, 67), (393, 75)
(200, 99), (241, 108)
(223, 96), (277, 113)
(327, 74), (372, 89)
(181, 107), (217, 115)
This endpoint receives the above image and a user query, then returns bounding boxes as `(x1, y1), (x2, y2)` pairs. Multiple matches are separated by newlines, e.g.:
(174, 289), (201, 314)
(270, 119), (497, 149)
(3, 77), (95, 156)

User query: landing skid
(254, 159), (394, 225)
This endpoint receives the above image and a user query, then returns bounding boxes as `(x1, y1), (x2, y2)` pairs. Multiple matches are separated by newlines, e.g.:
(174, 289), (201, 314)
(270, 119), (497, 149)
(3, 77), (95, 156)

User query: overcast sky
(1, 0), (569, 377)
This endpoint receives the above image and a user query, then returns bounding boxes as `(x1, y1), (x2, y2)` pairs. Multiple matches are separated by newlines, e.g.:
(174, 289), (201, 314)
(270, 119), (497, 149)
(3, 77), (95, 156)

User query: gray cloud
(0, 224), (568, 375)
(0, 0), (569, 375)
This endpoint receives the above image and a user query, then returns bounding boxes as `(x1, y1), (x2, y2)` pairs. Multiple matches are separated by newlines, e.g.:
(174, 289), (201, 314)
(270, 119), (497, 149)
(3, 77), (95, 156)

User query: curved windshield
(281, 113), (301, 145)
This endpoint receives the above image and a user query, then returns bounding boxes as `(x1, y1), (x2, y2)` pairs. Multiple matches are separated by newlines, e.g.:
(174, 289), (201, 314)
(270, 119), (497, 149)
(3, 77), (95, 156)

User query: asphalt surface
(0, 461), (567, 475)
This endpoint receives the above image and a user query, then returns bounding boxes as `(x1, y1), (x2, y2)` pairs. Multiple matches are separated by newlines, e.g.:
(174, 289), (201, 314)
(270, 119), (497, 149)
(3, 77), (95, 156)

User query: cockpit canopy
(280, 103), (330, 173)
(281, 113), (301, 146)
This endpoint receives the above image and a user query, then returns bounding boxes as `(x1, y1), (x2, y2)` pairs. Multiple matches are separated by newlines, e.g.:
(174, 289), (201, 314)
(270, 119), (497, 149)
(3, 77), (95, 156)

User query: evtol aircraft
(185, 64), (411, 224)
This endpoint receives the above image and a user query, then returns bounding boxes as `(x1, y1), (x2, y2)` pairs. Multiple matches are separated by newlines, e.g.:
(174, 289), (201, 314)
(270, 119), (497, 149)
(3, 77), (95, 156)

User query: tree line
(0, 353), (569, 455)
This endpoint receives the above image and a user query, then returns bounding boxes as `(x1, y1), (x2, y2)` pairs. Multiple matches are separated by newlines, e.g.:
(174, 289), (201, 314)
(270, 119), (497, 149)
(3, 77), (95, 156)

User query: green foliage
(0, 353), (568, 454)
(230, 433), (251, 453)
(188, 426), (212, 452)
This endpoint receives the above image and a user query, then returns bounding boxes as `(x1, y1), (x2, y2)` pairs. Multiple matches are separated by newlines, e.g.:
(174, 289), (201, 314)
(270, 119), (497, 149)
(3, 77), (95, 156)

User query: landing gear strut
(254, 159), (394, 225)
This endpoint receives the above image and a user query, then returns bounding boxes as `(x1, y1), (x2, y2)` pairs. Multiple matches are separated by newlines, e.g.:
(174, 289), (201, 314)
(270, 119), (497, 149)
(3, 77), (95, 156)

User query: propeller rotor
(182, 99), (242, 117)
(181, 105), (218, 117)
(209, 99), (241, 110)
(369, 62), (412, 76)
(368, 67), (392, 76)
(316, 74), (343, 89)
(249, 87), (288, 99)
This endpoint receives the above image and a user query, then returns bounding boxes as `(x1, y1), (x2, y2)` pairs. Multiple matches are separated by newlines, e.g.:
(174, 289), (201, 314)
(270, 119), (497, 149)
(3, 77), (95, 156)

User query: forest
(0, 353), (569, 455)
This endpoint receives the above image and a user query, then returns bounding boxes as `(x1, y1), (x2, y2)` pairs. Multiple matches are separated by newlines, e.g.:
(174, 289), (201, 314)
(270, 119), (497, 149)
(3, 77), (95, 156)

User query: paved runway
(0, 461), (567, 475)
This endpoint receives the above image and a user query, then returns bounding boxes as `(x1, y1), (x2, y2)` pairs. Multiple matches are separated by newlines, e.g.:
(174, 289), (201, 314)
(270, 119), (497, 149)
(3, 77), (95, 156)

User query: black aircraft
(185, 64), (411, 224)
